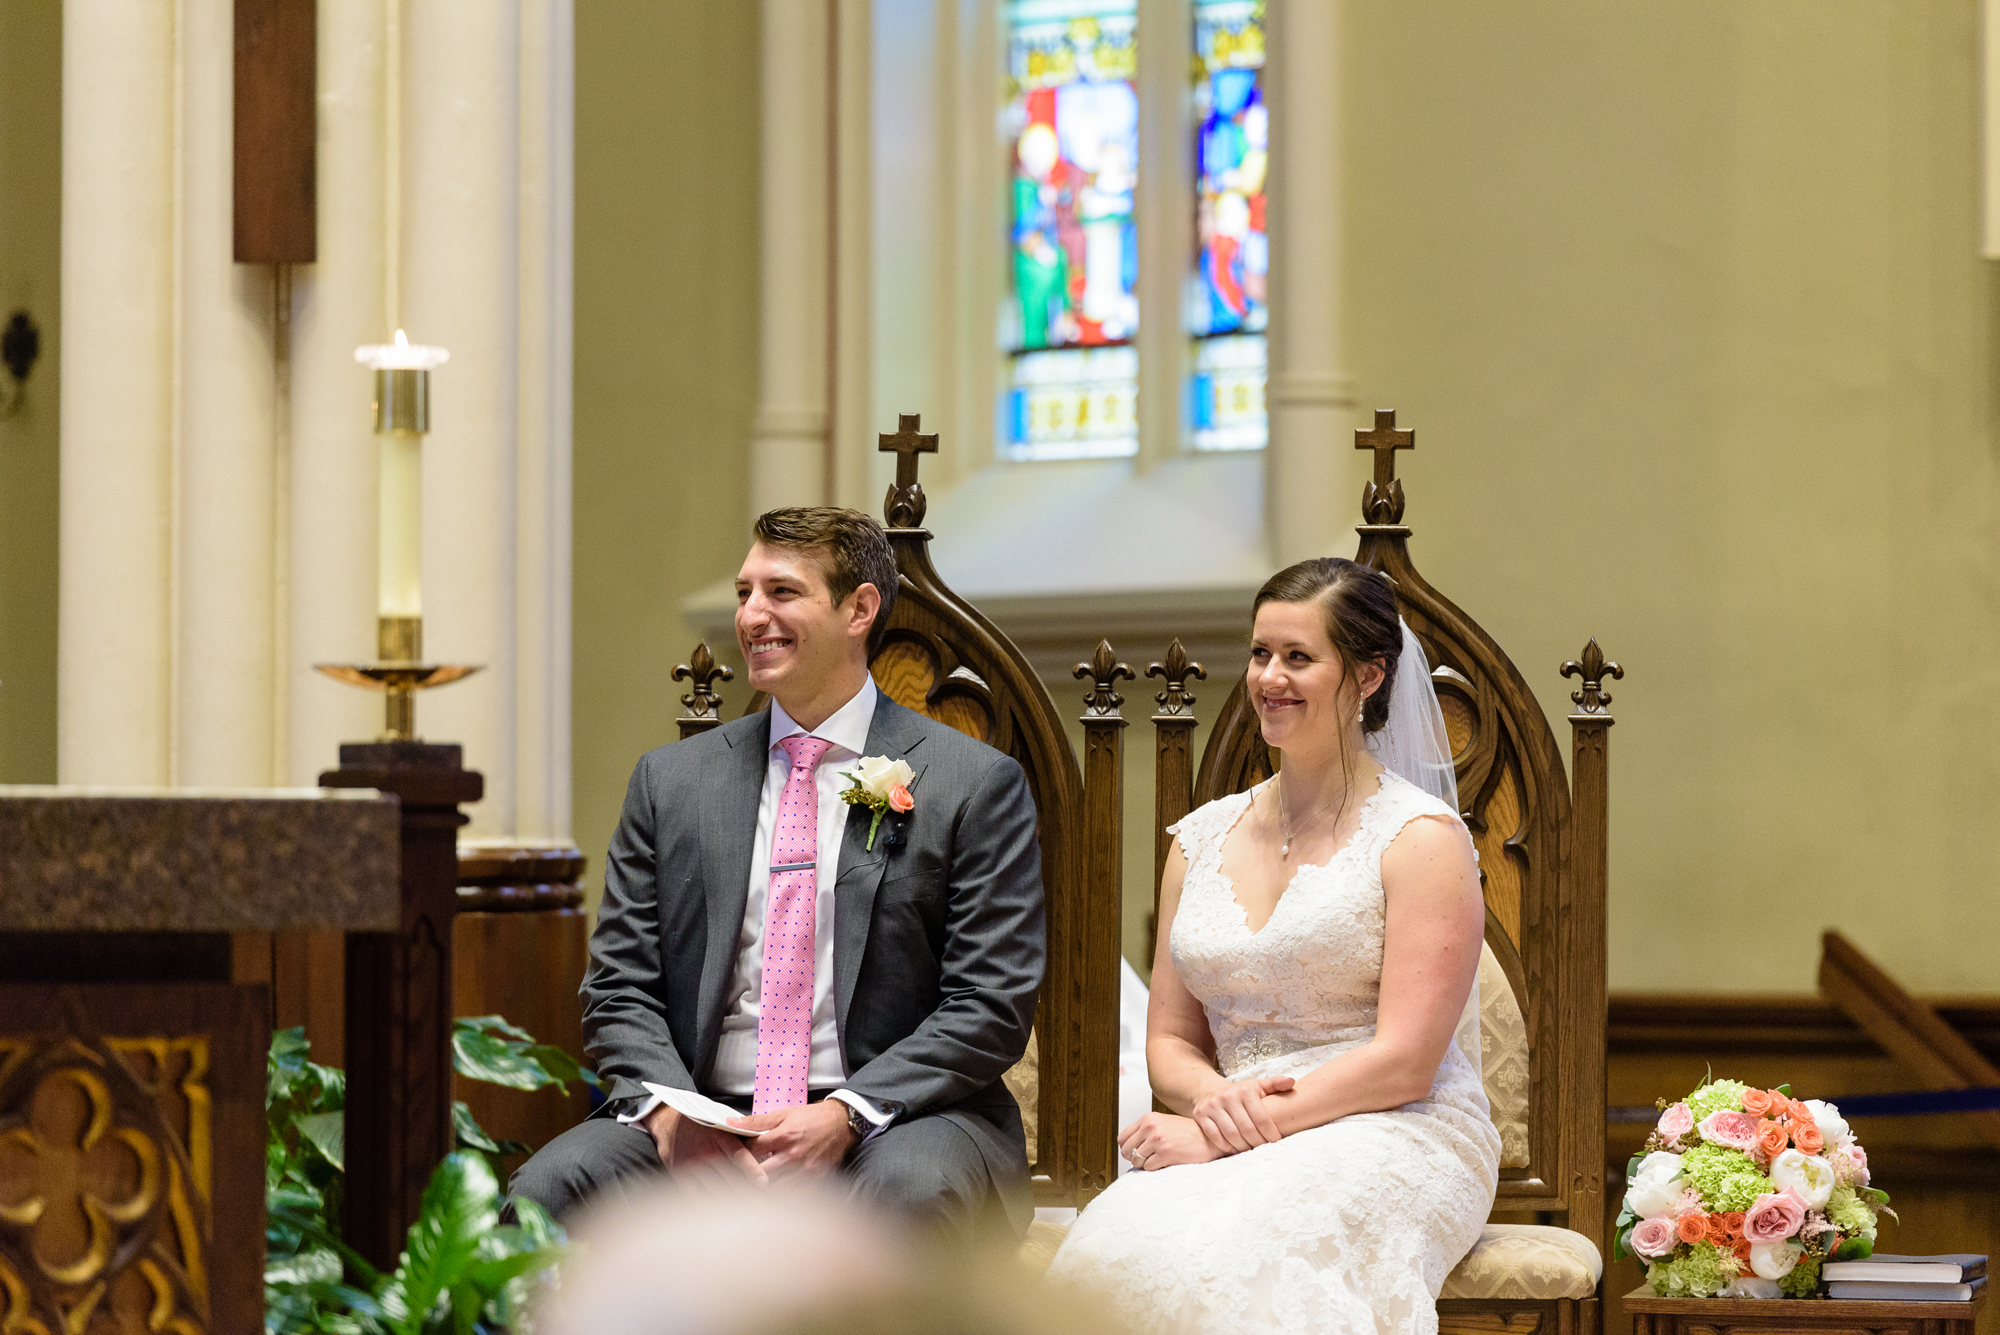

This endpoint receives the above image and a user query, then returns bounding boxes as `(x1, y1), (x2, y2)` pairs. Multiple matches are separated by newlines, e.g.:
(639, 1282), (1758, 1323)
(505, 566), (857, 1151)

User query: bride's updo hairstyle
(1252, 557), (1402, 732)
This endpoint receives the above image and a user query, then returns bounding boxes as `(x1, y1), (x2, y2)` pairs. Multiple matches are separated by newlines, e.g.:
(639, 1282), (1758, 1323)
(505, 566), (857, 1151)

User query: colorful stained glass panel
(1004, 0), (1139, 461)
(1189, 0), (1267, 451)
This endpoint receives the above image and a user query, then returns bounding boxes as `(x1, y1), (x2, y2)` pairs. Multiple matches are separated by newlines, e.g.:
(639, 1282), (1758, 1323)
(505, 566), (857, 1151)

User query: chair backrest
(1166, 411), (1613, 1254)
(671, 415), (1121, 1208)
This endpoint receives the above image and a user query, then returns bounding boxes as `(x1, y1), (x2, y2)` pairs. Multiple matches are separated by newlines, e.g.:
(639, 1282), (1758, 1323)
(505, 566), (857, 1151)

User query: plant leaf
(451, 1026), (557, 1091)
(378, 1152), (502, 1335)
(267, 1246), (344, 1287)
(451, 1102), (502, 1153)
(523, 1044), (603, 1091)
(295, 1111), (346, 1173)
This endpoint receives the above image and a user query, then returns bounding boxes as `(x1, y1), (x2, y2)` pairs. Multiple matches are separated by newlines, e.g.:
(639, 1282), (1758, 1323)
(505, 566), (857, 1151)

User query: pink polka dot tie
(753, 734), (833, 1114)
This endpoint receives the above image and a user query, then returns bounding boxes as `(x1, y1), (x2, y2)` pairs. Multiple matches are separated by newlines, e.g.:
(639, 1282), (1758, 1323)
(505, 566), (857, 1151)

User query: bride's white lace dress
(1048, 773), (1501, 1335)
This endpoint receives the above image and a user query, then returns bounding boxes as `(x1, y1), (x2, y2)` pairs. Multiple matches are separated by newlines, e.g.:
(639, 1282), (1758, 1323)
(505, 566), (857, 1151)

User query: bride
(1048, 557), (1500, 1334)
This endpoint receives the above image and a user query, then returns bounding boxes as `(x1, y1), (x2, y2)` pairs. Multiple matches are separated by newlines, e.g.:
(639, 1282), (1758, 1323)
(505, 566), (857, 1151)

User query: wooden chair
(1150, 409), (1616, 1335)
(669, 414), (1125, 1211)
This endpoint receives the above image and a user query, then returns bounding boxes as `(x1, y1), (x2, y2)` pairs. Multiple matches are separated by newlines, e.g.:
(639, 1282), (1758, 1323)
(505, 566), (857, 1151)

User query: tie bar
(770, 861), (816, 873)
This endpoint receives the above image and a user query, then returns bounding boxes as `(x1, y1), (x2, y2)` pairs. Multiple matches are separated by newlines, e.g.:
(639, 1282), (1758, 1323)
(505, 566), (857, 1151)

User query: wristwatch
(838, 1098), (870, 1144)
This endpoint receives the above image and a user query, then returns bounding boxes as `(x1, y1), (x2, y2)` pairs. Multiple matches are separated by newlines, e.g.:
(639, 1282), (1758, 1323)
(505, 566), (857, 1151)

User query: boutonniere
(838, 755), (915, 851)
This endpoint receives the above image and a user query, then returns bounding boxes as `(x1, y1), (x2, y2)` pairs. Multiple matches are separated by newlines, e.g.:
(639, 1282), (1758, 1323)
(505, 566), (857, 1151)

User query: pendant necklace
(1276, 776), (1347, 858)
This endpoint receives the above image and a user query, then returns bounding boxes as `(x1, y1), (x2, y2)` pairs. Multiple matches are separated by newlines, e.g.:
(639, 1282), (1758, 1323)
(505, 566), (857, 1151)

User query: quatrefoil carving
(0, 1066), (161, 1287)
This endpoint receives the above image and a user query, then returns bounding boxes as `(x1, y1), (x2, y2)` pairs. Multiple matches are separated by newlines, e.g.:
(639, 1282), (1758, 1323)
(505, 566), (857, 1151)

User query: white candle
(379, 432), (422, 618)
(355, 331), (448, 627)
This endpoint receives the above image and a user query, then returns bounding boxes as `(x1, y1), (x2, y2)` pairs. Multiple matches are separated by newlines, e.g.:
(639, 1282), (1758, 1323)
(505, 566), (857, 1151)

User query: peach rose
(1791, 1119), (1824, 1155)
(1786, 1097), (1813, 1124)
(1733, 1238), (1754, 1264)
(1630, 1217), (1678, 1260)
(1657, 1102), (1695, 1143)
(1740, 1088), (1775, 1117)
(1704, 1214), (1734, 1246)
(1743, 1188), (1807, 1243)
(888, 783), (914, 813)
(1755, 1119), (1789, 1160)
(1697, 1110), (1761, 1151)
(1719, 1211), (1746, 1240)
(1676, 1211), (1710, 1246)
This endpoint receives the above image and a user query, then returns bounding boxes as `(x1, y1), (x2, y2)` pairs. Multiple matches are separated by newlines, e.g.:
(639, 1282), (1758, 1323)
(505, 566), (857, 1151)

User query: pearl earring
(1356, 696), (1365, 724)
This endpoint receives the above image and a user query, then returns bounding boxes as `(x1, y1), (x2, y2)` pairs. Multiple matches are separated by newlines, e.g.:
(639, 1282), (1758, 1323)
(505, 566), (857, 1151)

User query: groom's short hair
(752, 507), (899, 653)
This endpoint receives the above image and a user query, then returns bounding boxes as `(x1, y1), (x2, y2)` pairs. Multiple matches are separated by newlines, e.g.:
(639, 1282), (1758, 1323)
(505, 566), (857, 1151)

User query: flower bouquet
(1614, 1079), (1892, 1299)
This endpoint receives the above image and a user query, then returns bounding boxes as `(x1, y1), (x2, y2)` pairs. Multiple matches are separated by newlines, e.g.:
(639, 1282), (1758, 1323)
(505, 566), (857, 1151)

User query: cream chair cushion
(1473, 944), (1530, 1168)
(1002, 1027), (1039, 1166)
(1438, 1224), (1602, 1301)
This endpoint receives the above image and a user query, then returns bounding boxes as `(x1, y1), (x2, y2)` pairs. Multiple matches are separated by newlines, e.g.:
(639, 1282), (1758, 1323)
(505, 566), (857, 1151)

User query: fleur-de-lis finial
(1075, 639), (1136, 718)
(1560, 638), (1623, 714)
(672, 641), (733, 721)
(1146, 639), (1207, 718)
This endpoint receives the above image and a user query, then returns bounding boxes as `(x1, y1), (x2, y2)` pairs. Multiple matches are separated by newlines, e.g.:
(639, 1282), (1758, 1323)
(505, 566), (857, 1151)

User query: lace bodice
(1169, 772), (1486, 1112)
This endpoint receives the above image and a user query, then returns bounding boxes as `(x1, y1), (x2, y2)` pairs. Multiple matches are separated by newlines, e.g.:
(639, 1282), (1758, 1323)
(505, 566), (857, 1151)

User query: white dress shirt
(622, 676), (889, 1135)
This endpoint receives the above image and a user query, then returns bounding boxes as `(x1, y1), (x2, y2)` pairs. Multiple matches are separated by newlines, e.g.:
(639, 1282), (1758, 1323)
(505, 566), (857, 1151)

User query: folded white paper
(640, 1083), (756, 1136)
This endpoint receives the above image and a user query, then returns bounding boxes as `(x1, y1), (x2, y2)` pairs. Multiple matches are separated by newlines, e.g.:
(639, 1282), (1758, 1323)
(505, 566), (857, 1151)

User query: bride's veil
(1364, 618), (1487, 1096)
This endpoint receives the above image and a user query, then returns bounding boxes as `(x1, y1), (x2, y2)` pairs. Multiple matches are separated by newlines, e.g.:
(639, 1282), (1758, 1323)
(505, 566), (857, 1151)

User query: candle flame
(394, 329), (410, 348)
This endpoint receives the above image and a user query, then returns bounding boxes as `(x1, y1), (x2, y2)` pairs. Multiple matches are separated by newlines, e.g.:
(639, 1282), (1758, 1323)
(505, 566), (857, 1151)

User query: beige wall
(1341, 1), (1998, 991)
(570, 3), (1998, 993)
(571, 1), (761, 899)
(0, 0), (60, 785)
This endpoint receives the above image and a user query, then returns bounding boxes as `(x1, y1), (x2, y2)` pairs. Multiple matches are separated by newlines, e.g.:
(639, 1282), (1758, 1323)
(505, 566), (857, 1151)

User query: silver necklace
(1275, 776), (1347, 858)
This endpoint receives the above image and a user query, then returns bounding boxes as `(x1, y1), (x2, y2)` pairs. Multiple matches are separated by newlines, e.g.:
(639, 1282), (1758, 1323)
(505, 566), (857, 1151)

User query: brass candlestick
(315, 333), (481, 742)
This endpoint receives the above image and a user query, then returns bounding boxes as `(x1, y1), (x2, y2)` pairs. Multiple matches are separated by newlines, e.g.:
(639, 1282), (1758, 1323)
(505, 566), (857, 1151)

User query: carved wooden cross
(879, 412), (939, 490)
(1355, 408), (1414, 487)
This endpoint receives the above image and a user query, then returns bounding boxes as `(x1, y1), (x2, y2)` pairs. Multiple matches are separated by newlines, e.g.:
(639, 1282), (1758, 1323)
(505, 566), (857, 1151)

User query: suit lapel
(832, 696), (929, 1037)
(695, 712), (772, 1072)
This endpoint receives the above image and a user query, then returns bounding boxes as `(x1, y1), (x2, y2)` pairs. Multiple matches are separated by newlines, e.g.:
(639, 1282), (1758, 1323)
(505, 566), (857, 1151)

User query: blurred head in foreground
(534, 1179), (1118, 1335)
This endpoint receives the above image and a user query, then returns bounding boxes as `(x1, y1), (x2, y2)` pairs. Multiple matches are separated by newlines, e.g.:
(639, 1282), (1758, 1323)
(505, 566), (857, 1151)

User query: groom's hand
(730, 1101), (859, 1180)
(641, 1105), (766, 1183)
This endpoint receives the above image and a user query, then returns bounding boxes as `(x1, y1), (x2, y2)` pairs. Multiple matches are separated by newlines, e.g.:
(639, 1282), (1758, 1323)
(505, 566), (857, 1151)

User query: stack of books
(1823, 1254), (1987, 1302)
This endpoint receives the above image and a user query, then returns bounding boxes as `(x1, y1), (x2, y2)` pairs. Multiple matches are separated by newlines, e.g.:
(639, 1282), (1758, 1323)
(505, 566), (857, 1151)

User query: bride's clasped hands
(1119, 1074), (1298, 1169)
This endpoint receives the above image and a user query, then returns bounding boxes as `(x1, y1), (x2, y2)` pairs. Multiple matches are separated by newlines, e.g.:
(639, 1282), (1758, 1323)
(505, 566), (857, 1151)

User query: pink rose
(1743, 1188), (1807, 1243)
(888, 783), (914, 813)
(1657, 1102), (1694, 1143)
(1698, 1110), (1761, 1151)
(1839, 1143), (1870, 1186)
(1630, 1217), (1677, 1259)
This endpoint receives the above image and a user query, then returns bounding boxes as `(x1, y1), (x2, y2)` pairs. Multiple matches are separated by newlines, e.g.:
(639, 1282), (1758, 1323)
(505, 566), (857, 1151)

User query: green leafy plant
(265, 1019), (599, 1333)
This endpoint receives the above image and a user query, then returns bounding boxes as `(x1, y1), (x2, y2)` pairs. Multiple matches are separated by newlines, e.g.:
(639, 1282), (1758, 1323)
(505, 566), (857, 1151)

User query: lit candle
(354, 331), (448, 636)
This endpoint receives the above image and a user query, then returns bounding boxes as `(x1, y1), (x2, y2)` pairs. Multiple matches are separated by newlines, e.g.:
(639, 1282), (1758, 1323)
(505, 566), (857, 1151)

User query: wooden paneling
(0, 983), (267, 1335)
(233, 0), (315, 262)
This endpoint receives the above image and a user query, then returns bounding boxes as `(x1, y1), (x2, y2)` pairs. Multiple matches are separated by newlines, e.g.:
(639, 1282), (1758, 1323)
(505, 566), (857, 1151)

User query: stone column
(1265, 0), (1361, 566)
(751, 0), (833, 518)
(58, 0), (574, 841)
(56, 0), (177, 785)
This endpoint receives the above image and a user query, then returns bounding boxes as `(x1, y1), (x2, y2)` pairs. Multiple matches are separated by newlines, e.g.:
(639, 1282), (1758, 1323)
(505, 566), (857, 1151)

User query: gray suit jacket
(581, 692), (1046, 1227)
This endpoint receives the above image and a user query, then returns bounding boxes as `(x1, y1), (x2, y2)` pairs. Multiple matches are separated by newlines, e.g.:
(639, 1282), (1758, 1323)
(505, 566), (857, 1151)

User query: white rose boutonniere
(839, 755), (915, 851)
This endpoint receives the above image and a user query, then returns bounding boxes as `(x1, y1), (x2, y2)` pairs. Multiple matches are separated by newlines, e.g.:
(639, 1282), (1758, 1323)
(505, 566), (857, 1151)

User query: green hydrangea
(1826, 1185), (1878, 1244)
(1780, 1255), (1822, 1298)
(1686, 1079), (1752, 1121)
(1647, 1242), (1737, 1297)
(1681, 1141), (1770, 1212)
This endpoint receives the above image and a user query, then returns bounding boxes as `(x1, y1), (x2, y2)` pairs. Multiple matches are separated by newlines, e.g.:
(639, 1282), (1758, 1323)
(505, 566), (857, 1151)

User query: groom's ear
(846, 581), (883, 646)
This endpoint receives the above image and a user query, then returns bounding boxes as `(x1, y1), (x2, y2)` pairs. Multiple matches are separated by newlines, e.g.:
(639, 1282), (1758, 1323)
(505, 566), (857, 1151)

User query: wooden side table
(1627, 1286), (1986, 1335)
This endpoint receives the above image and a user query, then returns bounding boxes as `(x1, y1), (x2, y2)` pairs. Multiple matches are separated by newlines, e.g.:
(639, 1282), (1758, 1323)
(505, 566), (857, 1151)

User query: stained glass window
(1003, 0), (1140, 461)
(1188, 0), (1267, 452)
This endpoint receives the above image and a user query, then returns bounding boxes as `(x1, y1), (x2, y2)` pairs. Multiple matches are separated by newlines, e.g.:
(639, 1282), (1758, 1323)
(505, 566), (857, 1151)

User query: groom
(511, 507), (1045, 1240)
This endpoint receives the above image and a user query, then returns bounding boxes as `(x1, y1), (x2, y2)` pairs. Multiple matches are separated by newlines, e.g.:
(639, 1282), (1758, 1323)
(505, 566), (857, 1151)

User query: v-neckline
(1211, 774), (1395, 937)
